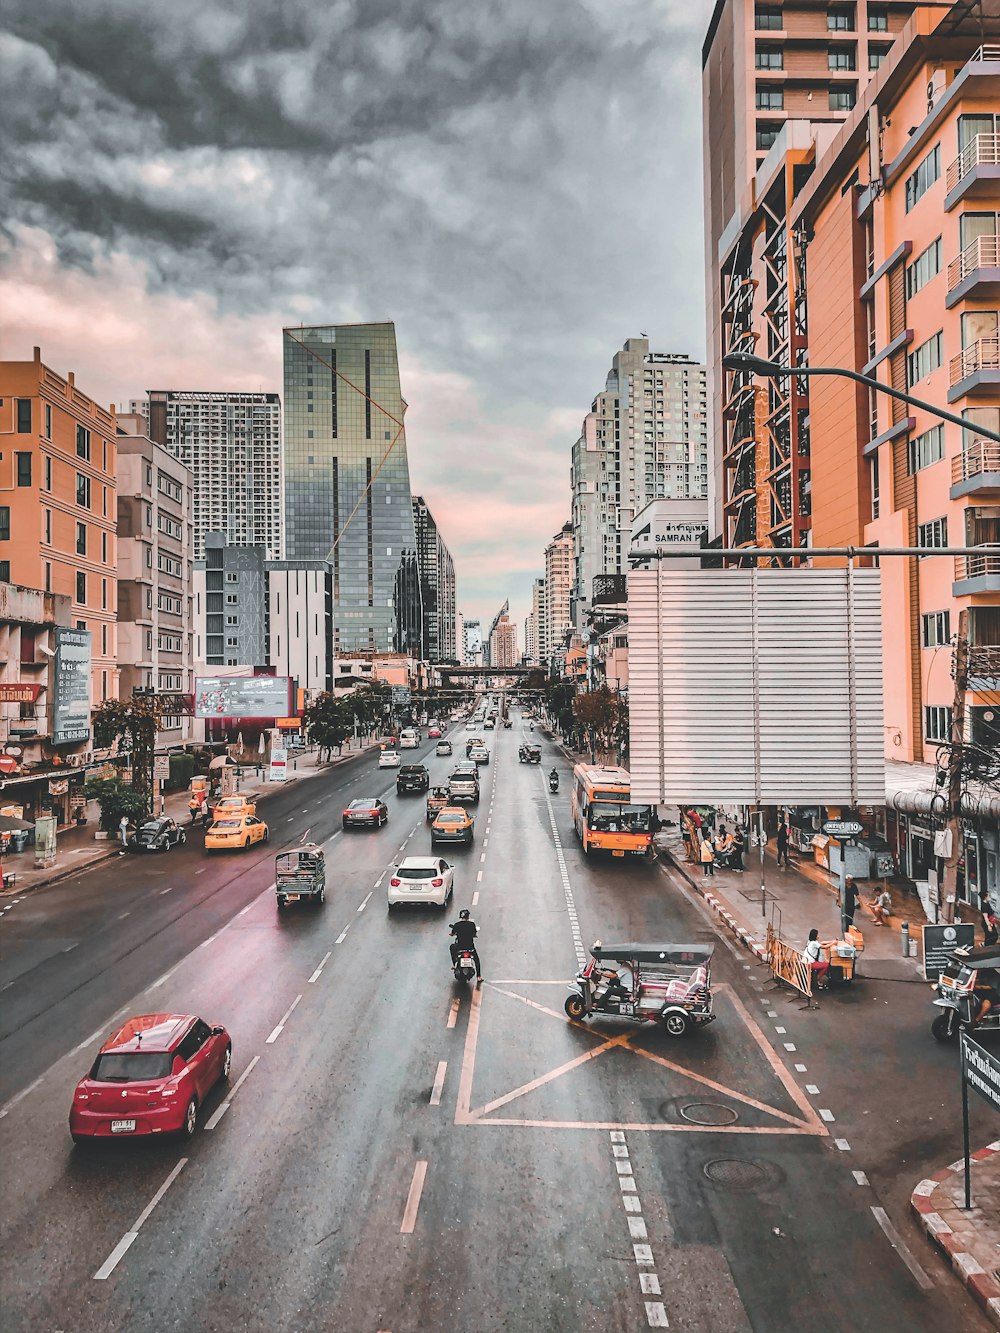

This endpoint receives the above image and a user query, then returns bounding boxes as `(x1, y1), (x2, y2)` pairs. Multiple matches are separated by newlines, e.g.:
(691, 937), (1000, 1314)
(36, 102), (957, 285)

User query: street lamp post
(721, 351), (997, 923)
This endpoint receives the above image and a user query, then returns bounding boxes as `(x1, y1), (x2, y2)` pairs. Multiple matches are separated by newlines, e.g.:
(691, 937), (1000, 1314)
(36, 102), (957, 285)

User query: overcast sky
(0, 0), (712, 631)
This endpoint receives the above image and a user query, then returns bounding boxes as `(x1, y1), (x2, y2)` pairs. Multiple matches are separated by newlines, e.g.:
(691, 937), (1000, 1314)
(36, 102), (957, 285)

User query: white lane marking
(357, 892), (372, 913)
(286, 817), (294, 822)
(308, 951), (332, 984)
(645, 1303), (669, 1328)
(819, 1108), (835, 1123)
(835, 1138), (851, 1151)
(205, 1055), (260, 1130)
(633, 1244), (654, 1264)
(118, 911), (131, 919)
(400, 1160), (428, 1234)
(541, 777), (586, 968)
(472, 892), (479, 907)
(375, 873), (386, 888)
(612, 1144), (630, 1158)
(479, 852), (486, 863)
(195, 868), (205, 875)
(783, 1043), (796, 1052)
(447, 999), (460, 1028)
(870, 1206), (934, 1291)
(483, 839), (489, 849)
(200, 930), (222, 948)
(429, 1061), (447, 1106)
(93, 1159), (188, 1280)
(0, 1073), (46, 1119)
(266, 994), (302, 1044)
(300, 827), (311, 843)
(335, 928), (349, 945)
(774, 1026), (786, 1034)
(853, 1170), (870, 1186)
(237, 904), (253, 917)
(794, 1063), (808, 1073)
(628, 1216), (648, 1240)
(619, 1176), (638, 1192)
(63, 943), (78, 953)
(805, 1084), (820, 1095)
(476, 871), (483, 882)
(148, 963), (182, 990)
(640, 1273), (662, 1295)
(623, 1195), (643, 1213)
(159, 887), (173, 895)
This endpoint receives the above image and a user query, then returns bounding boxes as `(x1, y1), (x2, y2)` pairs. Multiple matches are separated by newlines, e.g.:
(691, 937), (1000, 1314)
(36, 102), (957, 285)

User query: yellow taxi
(430, 805), (475, 846)
(211, 794), (257, 818)
(205, 813), (269, 851)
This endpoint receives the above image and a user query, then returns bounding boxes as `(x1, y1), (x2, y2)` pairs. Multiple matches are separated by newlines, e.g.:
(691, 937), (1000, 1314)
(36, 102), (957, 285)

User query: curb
(911, 1143), (1000, 1328)
(658, 846), (769, 963)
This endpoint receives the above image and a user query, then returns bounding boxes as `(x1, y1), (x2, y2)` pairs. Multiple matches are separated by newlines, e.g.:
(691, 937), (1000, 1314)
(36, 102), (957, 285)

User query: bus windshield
(588, 802), (653, 834)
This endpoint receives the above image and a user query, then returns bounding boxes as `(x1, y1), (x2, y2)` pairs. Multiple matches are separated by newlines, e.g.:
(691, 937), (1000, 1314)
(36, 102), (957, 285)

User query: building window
(905, 144), (940, 211)
(828, 49), (856, 70)
(76, 472), (91, 509)
(101, 624), (108, 655)
(869, 48), (887, 69)
(917, 516), (948, 549)
(76, 570), (87, 604)
(15, 453), (31, 487)
(0, 561), (8, 582)
(76, 425), (91, 460)
(756, 87), (783, 109)
(364, 348), (372, 439)
(907, 331), (942, 384)
(44, 561), (51, 591)
(924, 705), (953, 742)
(101, 578), (107, 609)
(15, 399), (31, 433)
(755, 46), (783, 68)
(226, 637), (238, 648)
(869, 10), (888, 30)
(828, 8), (853, 30)
(922, 610), (951, 647)
(146, 630), (153, 652)
(0, 507), (9, 542)
(906, 237), (941, 297)
(755, 6), (782, 28)
(829, 88), (856, 110)
(908, 425), (944, 474)
(44, 455), (51, 491)
(101, 531), (107, 561)
(76, 521), (87, 555)
(44, 403), (52, 439)
(756, 125), (780, 151)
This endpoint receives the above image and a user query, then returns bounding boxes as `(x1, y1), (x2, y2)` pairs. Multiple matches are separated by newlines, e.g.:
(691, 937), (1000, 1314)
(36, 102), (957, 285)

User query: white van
(399, 728), (419, 749)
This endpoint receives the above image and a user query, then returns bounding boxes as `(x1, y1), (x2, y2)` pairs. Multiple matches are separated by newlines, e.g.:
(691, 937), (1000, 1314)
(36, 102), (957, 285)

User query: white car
(466, 722), (481, 733)
(399, 729), (418, 749)
(387, 855), (455, 910)
(378, 749), (401, 768)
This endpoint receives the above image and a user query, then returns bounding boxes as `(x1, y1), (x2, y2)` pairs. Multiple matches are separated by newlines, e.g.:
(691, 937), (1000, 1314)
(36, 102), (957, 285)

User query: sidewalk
(0, 745), (374, 898)
(912, 1146), (1000, 1329)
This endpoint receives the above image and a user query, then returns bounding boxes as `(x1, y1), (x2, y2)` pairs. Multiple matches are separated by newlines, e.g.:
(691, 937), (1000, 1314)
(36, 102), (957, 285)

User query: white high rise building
(129, 390), (283, 563)
(543, 524), (573, 669)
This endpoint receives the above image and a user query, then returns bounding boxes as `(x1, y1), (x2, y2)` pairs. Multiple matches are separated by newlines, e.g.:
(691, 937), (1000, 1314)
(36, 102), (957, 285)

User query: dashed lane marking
(93, 1160), (188, 1280)
(476, 871), (483, 882)
(205, 1055), (260, 1130)
(430, 1061), (447, 1105)
(853, 1170), (870, 1186)
(400, 1161), (428, 1234)
(335, 928), (350, 944)
(0, 1074), (46, 1119)
(266, 994), (302, 1044)
(159, 887), (173, 895)
(357, 891), (372, 913)
(472, 892), (479, 907)
(309, 951), (332, 984)
(540, 777), (586, 968)
(237, 904), (253, 917)
(819, 1108), (835, 1123)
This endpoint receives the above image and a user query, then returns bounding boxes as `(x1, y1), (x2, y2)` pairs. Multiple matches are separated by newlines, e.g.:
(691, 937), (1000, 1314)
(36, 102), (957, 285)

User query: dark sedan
(130, 817), (186, 852)
(342, 798), (389, 830)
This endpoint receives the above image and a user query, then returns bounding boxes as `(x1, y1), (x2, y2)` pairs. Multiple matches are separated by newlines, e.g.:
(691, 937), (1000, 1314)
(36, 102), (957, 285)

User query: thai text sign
(195, 677), (292, 719)
(923, 923), (976, 980)
(961, 1034), (1000, 1116)
(0, 684), (42, 703)
(52, 627), (92, 744)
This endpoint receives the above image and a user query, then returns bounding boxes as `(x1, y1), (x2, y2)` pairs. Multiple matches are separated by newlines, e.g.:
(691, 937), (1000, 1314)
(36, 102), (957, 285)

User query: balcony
(945, 133), (1000, 209)
(946, 234), (1000, 307)
(948, 337), (1000, 402)
(952, 440), (1000, 499)
(954, 547), (1000, 596)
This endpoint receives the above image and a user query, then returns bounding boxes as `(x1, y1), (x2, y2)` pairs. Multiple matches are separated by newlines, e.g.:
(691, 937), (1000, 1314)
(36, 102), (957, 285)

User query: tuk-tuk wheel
(564, 994), (586, 1020)
(317, 888), (325, 906)
(932, 1013), (958, 1043)
(662, 1011), (691, 1038)
(276, 897), (286, 912)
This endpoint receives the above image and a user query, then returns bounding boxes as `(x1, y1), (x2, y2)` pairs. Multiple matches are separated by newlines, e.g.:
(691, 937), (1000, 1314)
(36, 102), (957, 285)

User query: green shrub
(166, 753), (195, 792)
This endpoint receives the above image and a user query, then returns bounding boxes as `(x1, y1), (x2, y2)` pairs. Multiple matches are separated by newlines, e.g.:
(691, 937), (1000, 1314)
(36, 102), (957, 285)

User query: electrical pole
(941, 610), (970, 925)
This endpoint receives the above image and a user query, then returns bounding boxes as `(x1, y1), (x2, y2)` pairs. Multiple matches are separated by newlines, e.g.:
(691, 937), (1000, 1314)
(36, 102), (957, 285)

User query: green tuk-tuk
(276, 844), (326, 910)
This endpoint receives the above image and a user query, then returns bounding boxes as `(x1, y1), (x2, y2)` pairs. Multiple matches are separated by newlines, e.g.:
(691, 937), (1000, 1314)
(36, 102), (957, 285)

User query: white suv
(399, 729), (418, 749)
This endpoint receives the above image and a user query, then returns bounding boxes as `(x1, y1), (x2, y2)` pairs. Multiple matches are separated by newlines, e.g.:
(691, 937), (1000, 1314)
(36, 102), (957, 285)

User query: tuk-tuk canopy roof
(276, 844), (324, 867)
(590, 941), (714, 966)
(950, 944), (1000, 968)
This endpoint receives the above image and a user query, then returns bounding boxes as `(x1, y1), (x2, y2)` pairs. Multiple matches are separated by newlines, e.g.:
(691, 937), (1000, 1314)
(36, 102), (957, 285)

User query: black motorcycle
(548, 771), (559, 793)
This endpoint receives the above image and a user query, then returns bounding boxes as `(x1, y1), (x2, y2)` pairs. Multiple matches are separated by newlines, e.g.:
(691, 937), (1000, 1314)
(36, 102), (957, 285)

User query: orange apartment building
(0, 348), (119, 709)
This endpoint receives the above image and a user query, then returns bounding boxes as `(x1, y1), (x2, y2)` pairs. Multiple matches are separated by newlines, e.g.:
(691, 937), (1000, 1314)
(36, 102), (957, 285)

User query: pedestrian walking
(730, 826), (745, 872)
(981, 894), (999, 946)
(841, 876), (861, 935)
(681, 810), (695, 863)
(700, 833), (716, 877)
(776, 822), (789, 868)
(188, 794), (201, 825)
(118, 814), (130, 855)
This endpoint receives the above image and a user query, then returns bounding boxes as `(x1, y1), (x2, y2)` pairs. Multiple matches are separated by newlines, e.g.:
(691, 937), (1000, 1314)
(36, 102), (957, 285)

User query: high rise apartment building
(463, 617), (484, 665)
(528, 577), (545, 667)
(488, 606), (519, 669)
(115, 415), (195, 745)
(412, 495), (458, 662)
(131, 390), (282, 562)
(571, 340), (707, 627)
(282, 322), (420, 654)
(703, 0), (920, 551)
(544, 523), (575, 666)
(0, 347), (118, 706)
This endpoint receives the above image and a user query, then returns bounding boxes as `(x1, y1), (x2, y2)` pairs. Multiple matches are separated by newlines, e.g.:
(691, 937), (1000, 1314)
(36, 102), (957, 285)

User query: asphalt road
(0, 714), (992, 1332)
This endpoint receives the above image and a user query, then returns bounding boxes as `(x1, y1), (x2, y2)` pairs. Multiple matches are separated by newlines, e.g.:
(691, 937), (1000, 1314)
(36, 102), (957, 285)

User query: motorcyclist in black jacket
(449, 909), (482, 982)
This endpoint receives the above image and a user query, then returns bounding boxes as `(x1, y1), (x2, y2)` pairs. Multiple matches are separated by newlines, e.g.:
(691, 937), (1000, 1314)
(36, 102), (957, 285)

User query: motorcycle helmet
(459, 908), (470, 920)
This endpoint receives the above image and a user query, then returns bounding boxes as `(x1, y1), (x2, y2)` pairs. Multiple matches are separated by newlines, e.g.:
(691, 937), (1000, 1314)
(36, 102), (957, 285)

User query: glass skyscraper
(283, 323), (421, 654)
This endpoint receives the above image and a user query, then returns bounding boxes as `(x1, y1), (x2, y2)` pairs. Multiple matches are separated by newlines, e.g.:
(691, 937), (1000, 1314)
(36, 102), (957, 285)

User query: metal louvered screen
(627, 568), (885, 806)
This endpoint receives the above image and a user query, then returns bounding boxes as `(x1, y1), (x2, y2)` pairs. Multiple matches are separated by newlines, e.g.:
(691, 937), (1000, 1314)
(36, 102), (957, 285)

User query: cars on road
(130, 817), (186, 852)
(435, 739), (453, 756)
(396, 764), (430, 794)
(448, 764), (480, 804)
(399, 728), (419, 749)
(342, 797), (389, 829)
(428, 726), (442, 739)
(431, 806), (475, 845)
(205, 814), (269, 850)
(70, 1013), (232, 1142)
(470, 745), (490, 765)
(387, 856), (455, 910)
(484, 718), (495, 729)
(378, 749), (401, 768)
(210, 794), (258, 820)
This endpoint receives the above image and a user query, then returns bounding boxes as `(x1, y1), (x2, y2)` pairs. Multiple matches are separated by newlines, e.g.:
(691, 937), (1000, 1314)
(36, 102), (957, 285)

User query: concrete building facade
(0, 347), (118, 708)
(571, 340), (707, 628)
(412, 495), (458, 662)
(131, 390), (282, 562)
(463, 617), (484, 666)
(544, 523), (574, 667)
(115, 415), (195, 745)
(489, 610), (519, 669)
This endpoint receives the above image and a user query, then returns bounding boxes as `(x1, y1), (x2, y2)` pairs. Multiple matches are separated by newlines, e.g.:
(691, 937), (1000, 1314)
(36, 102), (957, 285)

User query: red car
(428, 727), (442, 739)
(70, 1013), (231, 1143)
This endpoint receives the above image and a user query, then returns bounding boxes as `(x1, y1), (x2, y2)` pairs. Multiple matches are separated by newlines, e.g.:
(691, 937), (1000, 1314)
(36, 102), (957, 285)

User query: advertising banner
(0, 684), (42, 703)
(51, 627), (92, 744)
(194, 676), (292, 719)
(269, 748), (288, 782)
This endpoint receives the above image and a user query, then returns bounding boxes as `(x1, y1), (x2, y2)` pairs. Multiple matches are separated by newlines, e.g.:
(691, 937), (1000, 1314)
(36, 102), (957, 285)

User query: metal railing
(953, 439), (1000, 484)
(955, 547), (1000, 581)
(970, 44), (1000, 63)
(950, 337), (1000, 386)
(947, 132), (1000, 192)
(948, 234), (1000, 292)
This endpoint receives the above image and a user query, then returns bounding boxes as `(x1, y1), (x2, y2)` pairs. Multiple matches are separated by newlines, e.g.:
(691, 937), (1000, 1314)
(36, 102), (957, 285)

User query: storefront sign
(923, 923), (976, 980)
(47, 778), (69, 795)
(269, 748), (288, 782)
(51, 627), (92, 744)
(153, 755), (171, 781)
(0, 684), (42, 703)
(823, 819), (864, 838)
(194, 676), (292, 719)
(875, 850), (895, 877)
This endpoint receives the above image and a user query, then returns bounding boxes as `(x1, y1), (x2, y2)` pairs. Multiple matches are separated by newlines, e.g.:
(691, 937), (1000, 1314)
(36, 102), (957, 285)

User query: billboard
(628, 568), (885, 806)
(51, 627), (92, 744)
(194, 676), (292, 719)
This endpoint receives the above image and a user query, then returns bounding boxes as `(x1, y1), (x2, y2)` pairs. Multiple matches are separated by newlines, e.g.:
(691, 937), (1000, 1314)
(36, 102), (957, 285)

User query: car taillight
(342, 810), (351, 817)
(390, 877), (401, 887)
(431, 878), (444, 887)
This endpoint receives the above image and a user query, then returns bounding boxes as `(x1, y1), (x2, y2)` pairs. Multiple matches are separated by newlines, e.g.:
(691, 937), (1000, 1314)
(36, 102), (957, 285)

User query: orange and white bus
(571, 765), (655, 859)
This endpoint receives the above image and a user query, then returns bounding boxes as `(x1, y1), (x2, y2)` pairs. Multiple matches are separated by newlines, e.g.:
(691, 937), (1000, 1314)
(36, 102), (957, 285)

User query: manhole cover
(680, 1102), (739, 1126)
(703, 1159), (770, 1190)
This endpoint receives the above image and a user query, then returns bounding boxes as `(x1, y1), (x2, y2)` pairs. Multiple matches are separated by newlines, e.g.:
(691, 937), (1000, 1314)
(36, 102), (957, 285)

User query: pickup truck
(396, 764), (430, 794)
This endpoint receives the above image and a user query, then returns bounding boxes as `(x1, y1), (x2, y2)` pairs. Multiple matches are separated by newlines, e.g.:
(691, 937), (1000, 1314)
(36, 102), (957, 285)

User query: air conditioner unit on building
(927, 69), (947, 110)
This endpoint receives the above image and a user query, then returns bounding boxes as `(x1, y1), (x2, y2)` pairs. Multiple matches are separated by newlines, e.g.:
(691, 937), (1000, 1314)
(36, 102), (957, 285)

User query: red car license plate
(111, 1119), (136, 1133)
